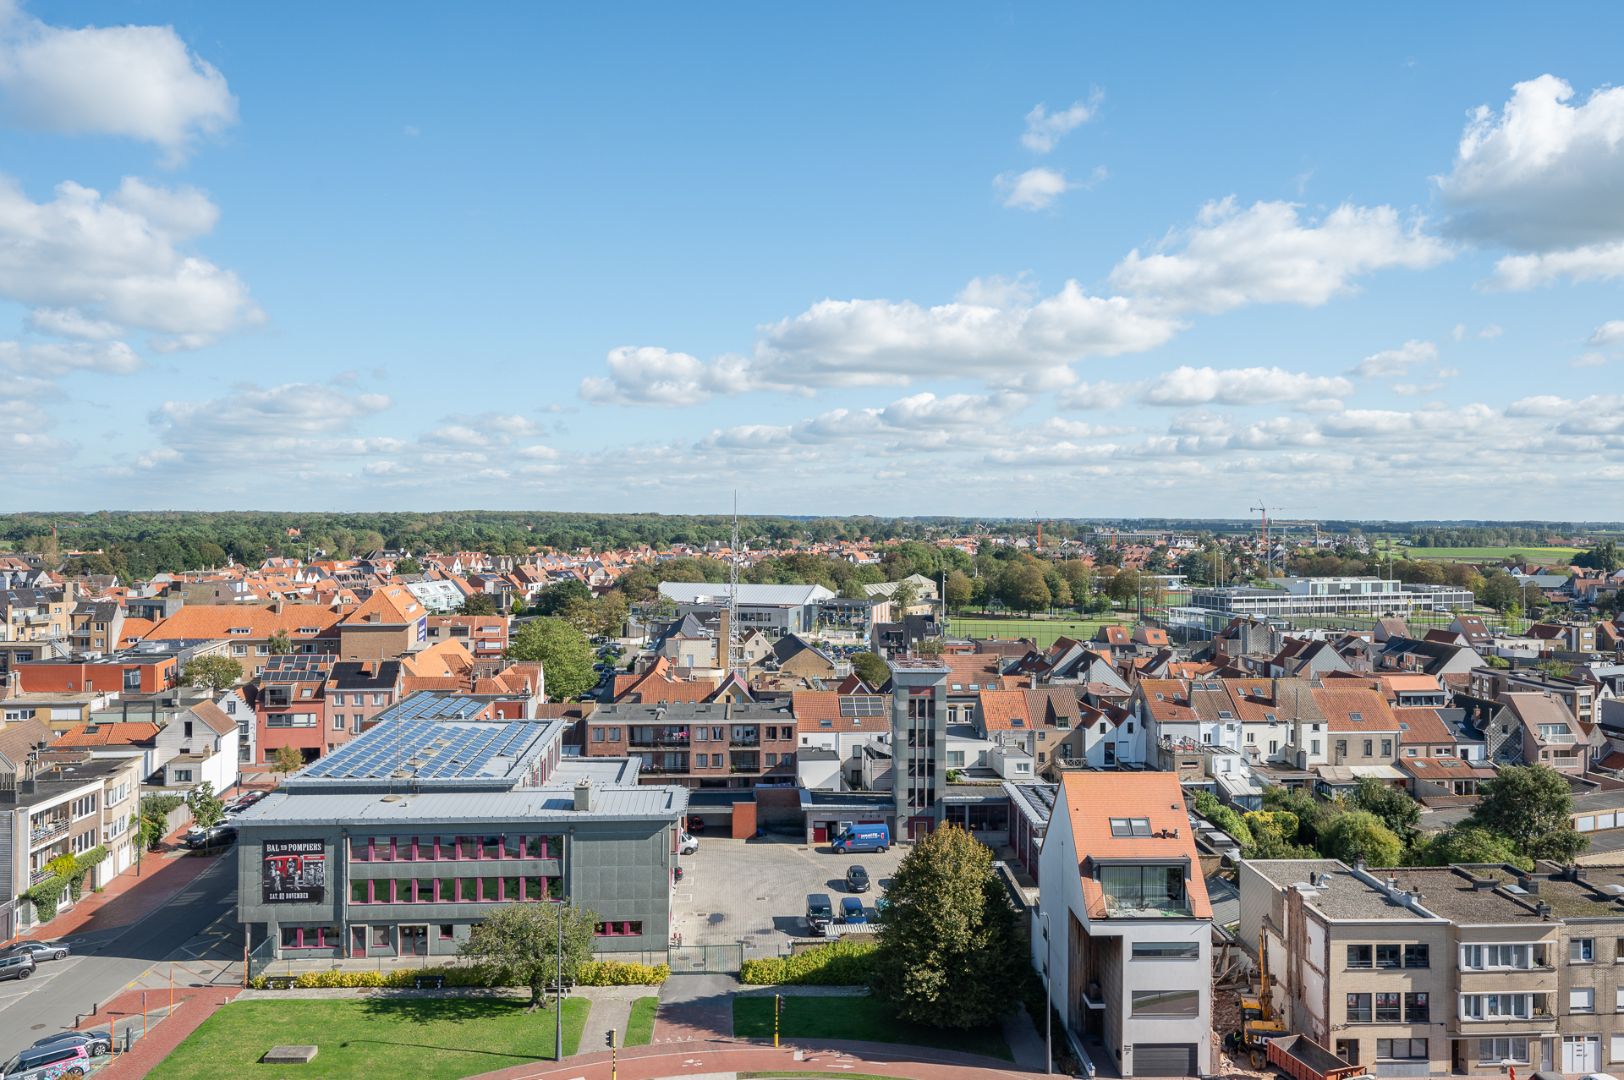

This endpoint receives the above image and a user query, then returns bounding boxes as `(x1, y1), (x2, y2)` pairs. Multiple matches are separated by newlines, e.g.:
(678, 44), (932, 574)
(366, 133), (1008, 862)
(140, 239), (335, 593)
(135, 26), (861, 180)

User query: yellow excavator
(1240, 932), (1287, 1068)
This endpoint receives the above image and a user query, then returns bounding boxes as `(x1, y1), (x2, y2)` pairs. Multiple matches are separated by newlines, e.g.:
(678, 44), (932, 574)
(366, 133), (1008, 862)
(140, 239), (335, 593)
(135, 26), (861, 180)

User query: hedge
(19, 845), (111, 923)
(249, 959), (669, 990)
(740, 940), (877, 985)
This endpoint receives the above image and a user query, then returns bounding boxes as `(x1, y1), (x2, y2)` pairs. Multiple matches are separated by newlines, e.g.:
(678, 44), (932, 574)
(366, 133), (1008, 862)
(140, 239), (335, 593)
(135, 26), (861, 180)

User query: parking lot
(673, 835), (905, 956)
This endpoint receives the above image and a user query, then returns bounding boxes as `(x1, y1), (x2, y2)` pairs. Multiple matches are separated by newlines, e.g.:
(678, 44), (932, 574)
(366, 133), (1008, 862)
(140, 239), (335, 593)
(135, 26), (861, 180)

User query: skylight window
(1108, 817), (1153, 837)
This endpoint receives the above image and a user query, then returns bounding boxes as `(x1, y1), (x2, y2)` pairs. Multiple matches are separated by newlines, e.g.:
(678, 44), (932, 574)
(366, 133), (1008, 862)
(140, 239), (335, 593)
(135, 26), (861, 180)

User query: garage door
(1133, 1043), (1196, 1077)
(812, 825), (828, 842)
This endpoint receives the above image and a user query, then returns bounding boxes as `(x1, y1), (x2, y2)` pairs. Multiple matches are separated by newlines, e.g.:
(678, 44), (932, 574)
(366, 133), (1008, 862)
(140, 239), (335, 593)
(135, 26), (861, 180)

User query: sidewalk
(4, 825), (213, 947)
(93, 984), (244, 1079)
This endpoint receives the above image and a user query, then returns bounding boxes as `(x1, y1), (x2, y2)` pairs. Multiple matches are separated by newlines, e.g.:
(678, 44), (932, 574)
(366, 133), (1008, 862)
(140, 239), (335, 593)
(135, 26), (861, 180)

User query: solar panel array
(301, 718), (541, 781)
(838, 696), (887, 718)
(261, 655), (334, 684)
(378, 693), (488, 723)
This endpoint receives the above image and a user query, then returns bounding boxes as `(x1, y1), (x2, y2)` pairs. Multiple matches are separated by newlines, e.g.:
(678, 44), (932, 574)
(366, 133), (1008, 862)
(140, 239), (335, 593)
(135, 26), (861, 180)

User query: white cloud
(26, 307), (119, 340)
(1478, 323), (1504, 339)
(1351, 339), (1438, 378)
(1108, 198), (1450, 314)
(1021, 92), (1101, 153)
(579, 346), (748, 406)
(1573, 351), (1608, 369)
(1438, 75), (1624, 251)
(147, 382), (391, 469)
(996, 167), (1073, 211)
(0, 1), (236, 159)
(1139, 365), (1354, 406)
(1589, 320), (1624, 347)
(1487, 240), (1624, 289)
(0, 339), (137, 376)
(1058, 380), (1134, 411)
(0, 174), (259, 344)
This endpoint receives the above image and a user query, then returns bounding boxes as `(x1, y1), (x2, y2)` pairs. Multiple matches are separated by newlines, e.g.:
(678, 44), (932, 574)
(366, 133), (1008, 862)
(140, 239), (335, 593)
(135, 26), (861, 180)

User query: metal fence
(666, 943), (744, 973)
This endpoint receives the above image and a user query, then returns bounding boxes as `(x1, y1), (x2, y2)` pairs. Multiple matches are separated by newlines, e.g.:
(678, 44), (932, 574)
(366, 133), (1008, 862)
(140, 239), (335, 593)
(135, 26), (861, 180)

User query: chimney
(1517, 874), (1539, 895)
(1535, 900), (1552, 920)
(573, 780), (592, 812)
(271, 599), (284, 615)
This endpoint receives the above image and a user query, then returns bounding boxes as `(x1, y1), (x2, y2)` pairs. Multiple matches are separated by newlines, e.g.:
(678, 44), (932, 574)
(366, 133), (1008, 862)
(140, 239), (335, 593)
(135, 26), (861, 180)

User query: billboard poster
(262, 839), (327, 904)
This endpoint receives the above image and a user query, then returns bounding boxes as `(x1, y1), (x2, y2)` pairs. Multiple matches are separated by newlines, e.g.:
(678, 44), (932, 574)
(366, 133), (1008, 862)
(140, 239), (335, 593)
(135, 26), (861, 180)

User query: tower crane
(1250, 501), (1293, 578)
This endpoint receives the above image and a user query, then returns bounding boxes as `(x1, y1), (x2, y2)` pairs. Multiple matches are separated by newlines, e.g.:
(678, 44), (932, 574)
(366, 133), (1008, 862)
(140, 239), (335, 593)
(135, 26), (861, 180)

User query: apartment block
(585, 701), (798, 788)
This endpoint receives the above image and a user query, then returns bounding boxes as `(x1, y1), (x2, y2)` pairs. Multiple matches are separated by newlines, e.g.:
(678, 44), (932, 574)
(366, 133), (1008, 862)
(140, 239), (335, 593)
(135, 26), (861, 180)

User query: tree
(266, 630), (294, 655)
(271, 745), (305, 778)
(510, 596), (527, 617)
(460, 593), (499, 616)
(534, 578), (592, 616)
(395, 556), (422, 575)
(1351, 778), (1422, 845)
(1477, 571), (1522, 612)
(1469, 764), (1587, 861)
(137, 793), (184, 851)
(1243, 811), (1316, 859)
(1320, 811), (1404, 868)
(851, 651), (891, 688)
(1193, 791), (1254, 849)
(1004, 562), (1051, 613)
(943, 570), (973, 613)
(595, 593), (629, 639)
(890, 580), (920, 614)
(869, 825), (1027, 1028)
(509, 617), (596, 700)
(186, 781), (225, 831)
(1106, 569), (1143, 606)
(1412, 825), (1534, 871)
(460, 901), (599, 1009)
(183, 655), (242, 693)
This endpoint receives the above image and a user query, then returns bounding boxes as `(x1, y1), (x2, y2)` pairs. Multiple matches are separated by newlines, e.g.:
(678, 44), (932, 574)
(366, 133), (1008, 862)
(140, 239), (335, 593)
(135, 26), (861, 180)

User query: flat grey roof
(658, 582), (833, 606)
(234, 785), (688, 826)
(1245, 859), (1432, 921)
(553, 756), (641, 785)
(290, 717), (564, 788)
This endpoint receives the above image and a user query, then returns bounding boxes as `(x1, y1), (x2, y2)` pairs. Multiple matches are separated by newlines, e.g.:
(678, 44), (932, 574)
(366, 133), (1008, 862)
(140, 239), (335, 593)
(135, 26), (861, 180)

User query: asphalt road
(0, 852), (239, 1064)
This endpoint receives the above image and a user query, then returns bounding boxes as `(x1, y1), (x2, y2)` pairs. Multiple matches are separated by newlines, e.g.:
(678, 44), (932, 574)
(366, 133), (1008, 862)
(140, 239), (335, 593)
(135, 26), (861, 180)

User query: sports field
(947, 614), (1122, 646)
(1373, 544), (1582, 564)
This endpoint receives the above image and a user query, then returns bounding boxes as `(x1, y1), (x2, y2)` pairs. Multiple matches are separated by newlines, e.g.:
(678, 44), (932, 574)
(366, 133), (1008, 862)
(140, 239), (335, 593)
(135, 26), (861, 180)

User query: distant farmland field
(1394, 545), (1582, 564)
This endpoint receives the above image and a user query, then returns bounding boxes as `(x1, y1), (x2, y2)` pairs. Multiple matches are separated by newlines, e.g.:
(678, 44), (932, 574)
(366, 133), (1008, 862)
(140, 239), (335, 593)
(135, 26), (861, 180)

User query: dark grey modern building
(232, 714), (687, 960)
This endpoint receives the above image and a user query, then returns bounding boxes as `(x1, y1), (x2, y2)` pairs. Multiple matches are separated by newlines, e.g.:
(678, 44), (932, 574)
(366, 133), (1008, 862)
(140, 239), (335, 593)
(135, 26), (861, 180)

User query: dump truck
(1266, 1034), (1367, 1080)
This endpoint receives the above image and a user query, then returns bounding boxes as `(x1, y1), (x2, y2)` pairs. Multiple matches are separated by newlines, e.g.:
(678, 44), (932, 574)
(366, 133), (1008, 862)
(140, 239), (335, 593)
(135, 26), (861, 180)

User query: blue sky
(4, 2), (1624, 518)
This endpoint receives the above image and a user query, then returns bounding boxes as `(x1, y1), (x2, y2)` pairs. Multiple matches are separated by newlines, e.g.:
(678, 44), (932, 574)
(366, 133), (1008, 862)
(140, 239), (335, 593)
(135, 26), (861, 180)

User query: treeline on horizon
(0, 511), (1617, 583)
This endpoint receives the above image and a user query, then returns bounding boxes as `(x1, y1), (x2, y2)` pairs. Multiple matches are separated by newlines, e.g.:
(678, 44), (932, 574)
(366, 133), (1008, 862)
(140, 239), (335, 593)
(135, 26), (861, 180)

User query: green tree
(395, 556), (422, 575)
(1193, 791), (1255, 849)
(534, 578), (592, 616)
(595, 593), (629, 638)
(1412, 825), (1534, 871)
(1004, 561), (1051, 613)
(271, 745), (305, 777)
(851, 650), (891, 687)
(509, 617), (596, 700)
(1477, 571), (1522, 612)
(510, 596), (527, 617)
(460, 901), (599, 1009)
(266, 630), (294, 655)
(1351, 778), (1422, 845)
(460, 593), (499, 616)
(1243, 811), (1316, 859)
(869, 825), (1027, 1028)
(186, 781), (226, 831)
(137, 793), (184, 851)
(1469, 764), (1587, 862)
(182, 655), (243, 693)
(1320, 811), (1404, 868)
(943, 570), (973, 613)
(890, 580), (920, 613)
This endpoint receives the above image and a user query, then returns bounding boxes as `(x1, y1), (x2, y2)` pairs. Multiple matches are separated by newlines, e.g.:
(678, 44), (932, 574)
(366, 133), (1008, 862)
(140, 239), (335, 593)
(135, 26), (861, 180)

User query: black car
(3, 940), (69, 962)
(182, 824), (238, 849)
(805, 892), (834, 936)
(30, 1028), (112, 1057)
(844, 865), (871, 893)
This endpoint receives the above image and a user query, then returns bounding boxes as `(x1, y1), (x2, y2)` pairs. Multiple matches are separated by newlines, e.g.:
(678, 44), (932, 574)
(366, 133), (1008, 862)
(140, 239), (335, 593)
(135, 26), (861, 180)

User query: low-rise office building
(232, 712), (686, 960)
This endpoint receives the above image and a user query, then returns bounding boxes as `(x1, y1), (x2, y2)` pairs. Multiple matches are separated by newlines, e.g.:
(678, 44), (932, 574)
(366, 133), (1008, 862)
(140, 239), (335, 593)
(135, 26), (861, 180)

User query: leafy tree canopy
(509, 617), (596, 700)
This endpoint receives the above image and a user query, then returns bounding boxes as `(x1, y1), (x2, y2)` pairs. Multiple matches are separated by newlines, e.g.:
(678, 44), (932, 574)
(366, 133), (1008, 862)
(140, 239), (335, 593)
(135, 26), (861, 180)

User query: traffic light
(606, 1029), (617, 1049)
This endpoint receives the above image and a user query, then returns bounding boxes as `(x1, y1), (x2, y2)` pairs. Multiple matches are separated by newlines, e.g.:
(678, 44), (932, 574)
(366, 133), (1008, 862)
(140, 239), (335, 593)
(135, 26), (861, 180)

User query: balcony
(29, 866), (58, 886)
(730, 736), (760, 747)
(628, 729), (691, 749)
(29, 818), (69, 847)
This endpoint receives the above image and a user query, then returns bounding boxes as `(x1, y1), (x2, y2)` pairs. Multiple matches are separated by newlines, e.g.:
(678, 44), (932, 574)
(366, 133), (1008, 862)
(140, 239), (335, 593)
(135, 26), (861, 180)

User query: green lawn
(148, 997), (590, 1080)
(947, 614), (1121, 648)
(1373, 543), (1581, 564)
(624, 995), (658, 1046)
(733, 995), (1010, 1061)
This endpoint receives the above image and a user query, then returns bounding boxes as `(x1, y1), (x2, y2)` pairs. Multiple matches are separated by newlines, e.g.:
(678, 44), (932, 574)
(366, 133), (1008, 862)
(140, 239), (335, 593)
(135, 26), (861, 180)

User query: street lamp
(1038, 908), (1052, 1074)
(550, 898), (565, 1061)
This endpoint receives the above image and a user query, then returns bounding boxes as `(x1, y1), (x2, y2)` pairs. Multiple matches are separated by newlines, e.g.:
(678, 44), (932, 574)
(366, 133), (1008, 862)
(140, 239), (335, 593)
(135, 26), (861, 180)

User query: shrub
(22, 877), (65, 923)
(249, 959), (668, 991)
(740, 940), (877, 985)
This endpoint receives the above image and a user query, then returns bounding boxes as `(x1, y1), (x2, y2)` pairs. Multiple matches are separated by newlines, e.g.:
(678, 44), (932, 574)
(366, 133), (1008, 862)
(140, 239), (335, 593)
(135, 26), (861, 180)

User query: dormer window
(228, 627), (250, 635)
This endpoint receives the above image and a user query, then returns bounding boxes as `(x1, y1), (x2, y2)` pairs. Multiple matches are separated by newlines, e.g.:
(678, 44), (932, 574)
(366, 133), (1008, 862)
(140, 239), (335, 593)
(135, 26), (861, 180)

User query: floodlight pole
(554, 899), (564, 1060)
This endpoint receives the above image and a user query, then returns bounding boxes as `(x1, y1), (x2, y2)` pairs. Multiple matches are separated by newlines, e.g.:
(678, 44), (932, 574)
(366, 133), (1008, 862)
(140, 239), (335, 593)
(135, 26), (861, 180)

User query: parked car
(678, 832), (699, 855)
(805, 893), (833, 936)
(2, 940), (69, 962)
(0, 954), (36, 982)
(182, 824), (238, 849)
(1, 1042), (89, 1079)
(830, 821), (889, 853)
(29, 1030), (111, 1058)
(839, 896), (867, 924)
(843, 865), (870, 893)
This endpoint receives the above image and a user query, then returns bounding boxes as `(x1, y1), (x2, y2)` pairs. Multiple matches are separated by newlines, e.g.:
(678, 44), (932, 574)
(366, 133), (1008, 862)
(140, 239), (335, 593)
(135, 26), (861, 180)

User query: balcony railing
(30, 819), (69, 846)
(29, 866), (57, 886)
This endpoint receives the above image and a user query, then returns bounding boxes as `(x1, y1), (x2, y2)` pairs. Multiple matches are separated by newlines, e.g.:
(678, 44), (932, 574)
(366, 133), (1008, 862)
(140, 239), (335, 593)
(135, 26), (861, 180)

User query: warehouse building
(232, 713), (686, 960)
